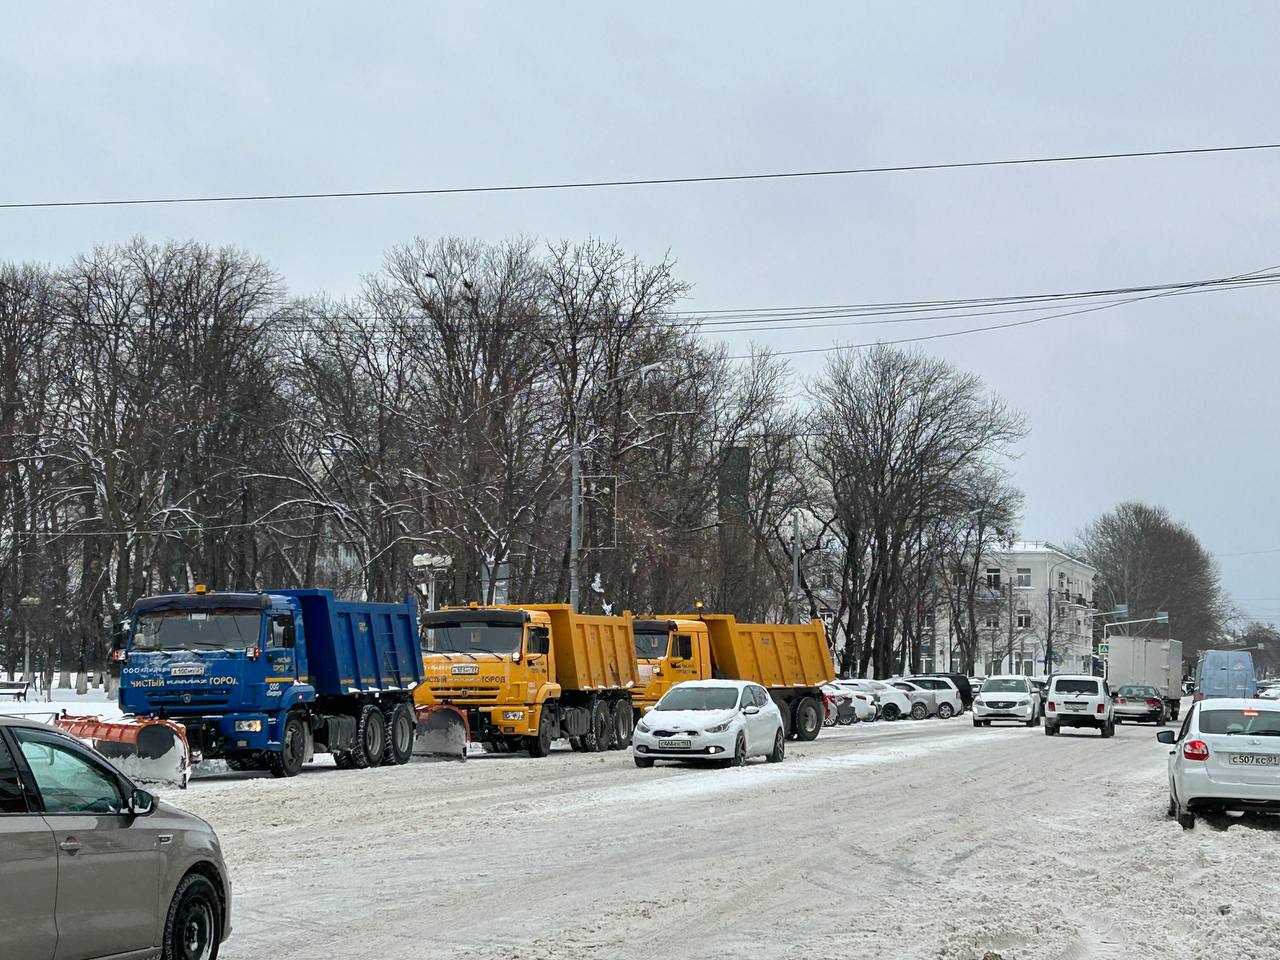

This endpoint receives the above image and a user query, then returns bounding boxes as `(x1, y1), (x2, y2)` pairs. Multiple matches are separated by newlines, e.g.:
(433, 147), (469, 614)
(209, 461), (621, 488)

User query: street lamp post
(569, 362), (664, 612)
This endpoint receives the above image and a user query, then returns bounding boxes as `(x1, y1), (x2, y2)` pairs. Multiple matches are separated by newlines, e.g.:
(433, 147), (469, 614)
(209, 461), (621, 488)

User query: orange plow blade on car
(55, 715), (193, 789)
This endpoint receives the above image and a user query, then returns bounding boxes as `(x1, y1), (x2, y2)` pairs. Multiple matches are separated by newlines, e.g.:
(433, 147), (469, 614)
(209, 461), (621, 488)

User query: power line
(724, 263), (1280, 360)
(3, 143), (1279, 211)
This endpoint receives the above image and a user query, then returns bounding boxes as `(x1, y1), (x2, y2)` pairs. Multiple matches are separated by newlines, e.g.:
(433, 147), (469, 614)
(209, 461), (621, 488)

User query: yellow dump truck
(632, 613), (835, 741)
(414, 604), (638, 757)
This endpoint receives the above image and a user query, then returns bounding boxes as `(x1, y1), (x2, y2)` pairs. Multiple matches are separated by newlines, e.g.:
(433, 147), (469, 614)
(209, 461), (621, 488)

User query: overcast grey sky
(4, 3), (1279, 622)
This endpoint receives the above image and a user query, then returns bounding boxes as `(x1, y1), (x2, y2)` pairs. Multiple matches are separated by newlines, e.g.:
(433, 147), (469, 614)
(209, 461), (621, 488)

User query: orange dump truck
(414, 604), (638, 757)
(632, 613), (835, 740)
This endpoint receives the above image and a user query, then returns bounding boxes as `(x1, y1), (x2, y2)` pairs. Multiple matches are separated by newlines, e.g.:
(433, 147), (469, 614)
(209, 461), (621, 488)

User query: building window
(985, 615), (999, 630)
(923, 611), (935, 630)
(1016, 568), (1032, 588)
(1016, 609), (1032, 630)
(985, 568), (1002, 590)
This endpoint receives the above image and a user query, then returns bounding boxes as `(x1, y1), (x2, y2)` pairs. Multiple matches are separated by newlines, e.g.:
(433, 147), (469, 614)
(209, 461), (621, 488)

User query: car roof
(1051, 674), (1099, 681)
(983, 675), (1030, 681)
(669, 678), (752, 689)
(0, 714), (59, 732)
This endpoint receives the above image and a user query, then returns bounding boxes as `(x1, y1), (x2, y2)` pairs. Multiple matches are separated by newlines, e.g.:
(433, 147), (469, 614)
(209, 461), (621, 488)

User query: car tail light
(1194, 691), (1204, 702)
(1146, 698), (1162, 707)
(1096, 703), (1105, 713)
(1047, 700), (1055, 711)
(1183, 740), (1209, 761)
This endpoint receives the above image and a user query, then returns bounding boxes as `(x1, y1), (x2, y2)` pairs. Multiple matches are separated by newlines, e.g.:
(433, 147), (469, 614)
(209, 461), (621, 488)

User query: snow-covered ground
(104, 709), (1275, 960)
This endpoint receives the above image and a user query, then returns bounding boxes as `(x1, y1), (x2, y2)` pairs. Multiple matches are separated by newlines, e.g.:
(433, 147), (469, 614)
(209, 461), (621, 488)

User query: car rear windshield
(1199, 709), (1280, 736)
(1118, 686), (1158, 698)
(656, 687), (740, 711)
(1053, 679), (1100, 695)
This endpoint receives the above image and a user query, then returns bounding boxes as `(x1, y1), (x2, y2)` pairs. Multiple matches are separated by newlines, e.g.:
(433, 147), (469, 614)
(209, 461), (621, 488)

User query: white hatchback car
(902, 676), (964, 718)
(839, 679), (913, 721)
(1045, 674), (1115, 737)
(1159, 698), (1280, 829)
(972, 675), (1041, 727)
(632, 679), (786, 768)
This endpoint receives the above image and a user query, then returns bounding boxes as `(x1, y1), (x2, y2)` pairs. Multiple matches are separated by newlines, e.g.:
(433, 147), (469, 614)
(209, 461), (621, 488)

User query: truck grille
(429, 686), (501, 702)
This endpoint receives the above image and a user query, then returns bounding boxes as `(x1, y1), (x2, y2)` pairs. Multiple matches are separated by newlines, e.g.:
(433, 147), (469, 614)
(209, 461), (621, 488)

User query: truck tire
(583, 701), (610, 752)
(610, 700), (633, 749)
(780, 702), (795, 740)
(268, 713), (307, 778)
(350, 704), (386, 768)
(383, 703), (415, 766)
(794, 697), (822, 741)
(526, 708), (553, 758)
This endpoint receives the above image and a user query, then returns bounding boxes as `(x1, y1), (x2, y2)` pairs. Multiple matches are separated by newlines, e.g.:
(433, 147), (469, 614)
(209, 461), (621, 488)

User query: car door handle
(158, 834), (174, 845)
(59, 837), (82, 853)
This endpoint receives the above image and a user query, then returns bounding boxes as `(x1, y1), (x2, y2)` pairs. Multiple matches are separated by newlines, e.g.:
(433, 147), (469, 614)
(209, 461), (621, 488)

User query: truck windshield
(424, 622), (523, 656)
(656, 687), (740, 711)
(634, 631), (670, 660)
(133, 610), (263, 651)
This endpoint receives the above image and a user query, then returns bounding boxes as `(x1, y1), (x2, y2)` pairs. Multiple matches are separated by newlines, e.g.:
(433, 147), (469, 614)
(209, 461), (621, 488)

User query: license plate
(1230, 754), (1280, 766)
(170, 665), (205, 677)
(658, 739), (691, 750)
(1065, 702), (1085, 711)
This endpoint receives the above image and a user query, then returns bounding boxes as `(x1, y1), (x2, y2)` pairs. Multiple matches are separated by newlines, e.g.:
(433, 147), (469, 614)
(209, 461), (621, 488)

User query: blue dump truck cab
(118, 586), (423, 777)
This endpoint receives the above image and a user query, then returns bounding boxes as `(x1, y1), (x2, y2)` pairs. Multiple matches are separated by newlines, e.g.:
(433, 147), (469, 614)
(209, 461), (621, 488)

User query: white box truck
(1105, 636), (1184, 720)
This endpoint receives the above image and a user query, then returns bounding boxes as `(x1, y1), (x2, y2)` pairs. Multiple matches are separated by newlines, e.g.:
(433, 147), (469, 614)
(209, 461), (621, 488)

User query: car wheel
(382, 703), (415, 765)
(823, 712), (837, 728)
(267, 713), (306, 778)
(1044, 722), (1057, 736)
(937, 702), (955, 720)
(882, 703), (901, 722)
(1167, 793), (1177, 818)
(1102, 721), (1115, 738)
(909, 702), (928, 721)
(1034, 712), (1041, 727)
(731, 733), (747, 767)
(1025, 714), (1036, 728)
(767, 728), (785, 763)
(972, 717), (982, 728)
(162, 872), (222, 960)
(633, 755), (655, 769)
(1178, 810), (1196, 830)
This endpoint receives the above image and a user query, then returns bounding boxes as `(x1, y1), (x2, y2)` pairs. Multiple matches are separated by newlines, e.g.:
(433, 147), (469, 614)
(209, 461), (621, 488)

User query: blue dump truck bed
(277, 589), (423, 696)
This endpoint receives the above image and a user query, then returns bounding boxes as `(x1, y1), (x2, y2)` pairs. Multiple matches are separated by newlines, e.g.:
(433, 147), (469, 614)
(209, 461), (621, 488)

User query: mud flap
(55, 715), (192, 789)
(413, 705), (469, 761)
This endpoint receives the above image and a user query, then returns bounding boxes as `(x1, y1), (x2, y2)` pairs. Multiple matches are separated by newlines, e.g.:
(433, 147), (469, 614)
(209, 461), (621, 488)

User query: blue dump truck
(97, 586), (423, 782)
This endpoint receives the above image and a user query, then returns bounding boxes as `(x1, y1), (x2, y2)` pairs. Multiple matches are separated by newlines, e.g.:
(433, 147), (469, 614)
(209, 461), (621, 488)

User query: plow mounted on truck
(55, 714), (193, 788)
(412, 704), (470, 760)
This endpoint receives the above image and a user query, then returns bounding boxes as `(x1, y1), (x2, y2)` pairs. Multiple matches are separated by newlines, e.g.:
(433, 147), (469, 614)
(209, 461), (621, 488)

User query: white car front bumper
(974, 701), (1034, 722)
(632, 725), (736, 760)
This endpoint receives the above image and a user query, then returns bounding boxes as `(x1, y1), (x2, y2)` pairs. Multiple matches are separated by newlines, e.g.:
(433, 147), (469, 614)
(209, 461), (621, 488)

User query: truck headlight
(502, 710), (525, 722)
(704, 720), (732, 734)
(234, 720), (262, 732)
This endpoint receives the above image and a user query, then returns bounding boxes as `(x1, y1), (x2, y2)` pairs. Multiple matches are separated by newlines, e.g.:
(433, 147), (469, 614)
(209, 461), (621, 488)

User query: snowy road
(162, 714), (1279, 960)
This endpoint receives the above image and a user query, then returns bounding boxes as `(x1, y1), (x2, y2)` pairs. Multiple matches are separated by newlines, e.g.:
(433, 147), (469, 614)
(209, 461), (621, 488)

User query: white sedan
(1159, 698), (1280, 829)
(632, 679), (786, 768)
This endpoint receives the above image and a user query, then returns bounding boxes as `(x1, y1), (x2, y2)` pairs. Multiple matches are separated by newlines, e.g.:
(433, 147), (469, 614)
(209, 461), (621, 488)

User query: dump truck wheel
(794, 697), (822, 741)
(779, 703), (795, 740)
(268, 713), (307, 778)
(350, 704), (386, 768)
(383, 704), (415, 765)
(526, 709), (553, 758)
(583, 701), (610, 752)
(333, 750), (356, 769)
(611, 701), (634, 749)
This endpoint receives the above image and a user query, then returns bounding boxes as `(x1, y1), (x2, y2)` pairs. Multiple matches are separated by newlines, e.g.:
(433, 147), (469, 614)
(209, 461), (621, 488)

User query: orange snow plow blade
(55, 715), (193, 789)
(413, 705), (469, 761)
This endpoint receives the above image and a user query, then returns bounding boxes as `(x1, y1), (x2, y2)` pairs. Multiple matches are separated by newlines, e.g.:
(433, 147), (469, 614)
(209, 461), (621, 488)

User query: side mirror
(742, 705), (761, 716)
(1156, 730), (1176, 745)
(129, 788), (156, 816)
